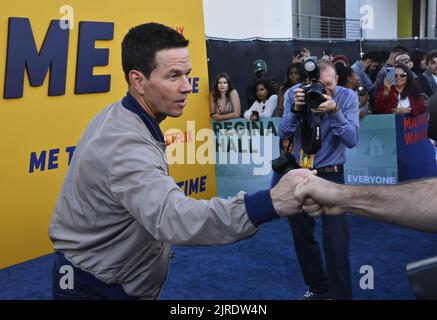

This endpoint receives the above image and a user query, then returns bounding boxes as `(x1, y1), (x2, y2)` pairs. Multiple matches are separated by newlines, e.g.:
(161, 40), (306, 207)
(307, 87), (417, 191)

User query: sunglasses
(395, 73), (407, 78)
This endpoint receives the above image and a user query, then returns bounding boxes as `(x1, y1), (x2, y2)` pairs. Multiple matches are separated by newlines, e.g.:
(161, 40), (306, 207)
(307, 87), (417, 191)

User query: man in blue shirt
(276, 60), (359, 299)
(351, 51), (380, 97)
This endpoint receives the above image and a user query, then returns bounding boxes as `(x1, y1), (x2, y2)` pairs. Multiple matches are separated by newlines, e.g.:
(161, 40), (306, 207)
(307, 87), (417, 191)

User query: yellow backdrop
(0, 0), (215, 269)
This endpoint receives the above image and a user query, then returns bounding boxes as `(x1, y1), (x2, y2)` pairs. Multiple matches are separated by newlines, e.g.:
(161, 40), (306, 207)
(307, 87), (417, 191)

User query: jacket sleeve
(108, 138), (275, 245)
(259, 95), (278, 118)
(244, 101), (256, 120)
(375, 86), (394, 114)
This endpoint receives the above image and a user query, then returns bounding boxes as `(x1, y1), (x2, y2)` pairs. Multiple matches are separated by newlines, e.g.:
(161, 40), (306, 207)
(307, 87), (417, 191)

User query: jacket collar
(121, 92), (165, 143)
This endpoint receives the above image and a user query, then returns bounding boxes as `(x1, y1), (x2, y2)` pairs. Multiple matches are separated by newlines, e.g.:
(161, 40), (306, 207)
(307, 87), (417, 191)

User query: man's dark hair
(391, 46), (409, 54)
(425, 50), (437, 65)
(362, 51), (381, 62)
(121, 22), (189, 83)
(336, 65), (354, 87)
(379, 50), (390, 62)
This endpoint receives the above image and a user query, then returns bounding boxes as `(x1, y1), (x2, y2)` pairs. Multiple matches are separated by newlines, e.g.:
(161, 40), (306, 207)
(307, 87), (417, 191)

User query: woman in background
(244, 79), (278, 121)
(209, 73), (241, 121)
(277, 63), (303, 117)
(375, 62), (425, 115)
(336, 64), (370, 119)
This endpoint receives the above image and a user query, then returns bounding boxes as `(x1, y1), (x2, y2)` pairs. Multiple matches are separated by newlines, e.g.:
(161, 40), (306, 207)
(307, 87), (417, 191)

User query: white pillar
(428, 0), (436, 38)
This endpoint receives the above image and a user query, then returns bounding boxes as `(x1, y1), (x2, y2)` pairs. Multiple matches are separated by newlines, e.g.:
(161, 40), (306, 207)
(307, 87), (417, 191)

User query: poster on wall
(0, 0), (212, 268)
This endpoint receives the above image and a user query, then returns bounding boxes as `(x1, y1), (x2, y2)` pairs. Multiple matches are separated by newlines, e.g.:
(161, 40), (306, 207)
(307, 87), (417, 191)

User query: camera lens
(303, 82), (327, 109)
(305, 91), (325, 109)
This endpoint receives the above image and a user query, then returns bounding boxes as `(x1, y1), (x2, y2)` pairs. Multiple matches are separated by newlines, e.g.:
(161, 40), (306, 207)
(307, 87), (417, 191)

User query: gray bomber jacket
(49, 95), (270, 299)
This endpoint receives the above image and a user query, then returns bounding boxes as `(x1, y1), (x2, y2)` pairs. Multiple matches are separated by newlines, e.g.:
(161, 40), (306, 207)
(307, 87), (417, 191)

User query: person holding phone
(244, 79), (278, 121)
(385, 67), (396, 86)
(322, 48), (333, 62)
(292, 48), (311, 64)
(375, 62), (425, 115)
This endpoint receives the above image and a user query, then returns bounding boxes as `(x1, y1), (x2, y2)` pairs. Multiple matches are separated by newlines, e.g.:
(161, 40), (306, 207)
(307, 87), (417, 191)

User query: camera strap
(301, 111), (322, 155)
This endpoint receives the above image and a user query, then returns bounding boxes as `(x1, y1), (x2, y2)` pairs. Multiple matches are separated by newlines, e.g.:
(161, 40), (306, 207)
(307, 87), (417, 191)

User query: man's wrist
(328, 104), (340, 114)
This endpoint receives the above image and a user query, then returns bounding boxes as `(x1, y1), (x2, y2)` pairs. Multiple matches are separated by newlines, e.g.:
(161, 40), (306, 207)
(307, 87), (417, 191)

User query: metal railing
(293, 14), (362, 40)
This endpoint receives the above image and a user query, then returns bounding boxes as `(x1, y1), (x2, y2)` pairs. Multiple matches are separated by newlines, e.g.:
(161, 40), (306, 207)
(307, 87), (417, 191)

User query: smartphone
(294, 50), (301, 57)
(251, 111), (259, 121)
(386, 67), (396, 85)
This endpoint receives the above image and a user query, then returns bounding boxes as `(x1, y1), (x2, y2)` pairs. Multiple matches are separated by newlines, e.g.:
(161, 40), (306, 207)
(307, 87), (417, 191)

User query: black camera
(299, 57), (325, 155)
(302, 57), (327, 109)
(357, 85), (368, 97)
(272, 152), (299, 175)
(302, 82), (327, 109)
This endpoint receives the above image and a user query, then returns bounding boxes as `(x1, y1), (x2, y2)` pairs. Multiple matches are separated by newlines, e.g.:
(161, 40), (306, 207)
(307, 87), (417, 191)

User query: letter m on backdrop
(4, 18), (69, 99)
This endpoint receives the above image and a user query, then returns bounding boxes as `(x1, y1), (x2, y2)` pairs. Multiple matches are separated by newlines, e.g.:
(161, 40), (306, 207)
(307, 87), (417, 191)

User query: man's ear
(129, 70), (145, 94)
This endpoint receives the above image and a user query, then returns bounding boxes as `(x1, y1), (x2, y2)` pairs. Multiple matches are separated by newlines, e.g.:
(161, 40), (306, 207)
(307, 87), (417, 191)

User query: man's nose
(181, 76), (192, 94)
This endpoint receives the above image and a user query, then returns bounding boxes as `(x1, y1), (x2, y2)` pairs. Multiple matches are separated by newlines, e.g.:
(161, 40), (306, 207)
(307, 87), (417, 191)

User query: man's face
(319, 67), (338, 96)
(140, 48), (192, 119)
(427, 57), (437, 75)
(368, 60), (379, 71)
(395, 54), (413, 69)
(363, 59), (376, 70)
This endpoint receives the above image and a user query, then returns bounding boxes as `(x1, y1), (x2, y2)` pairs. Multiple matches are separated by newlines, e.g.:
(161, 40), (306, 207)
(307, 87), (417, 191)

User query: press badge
(299, 149), (315, 169)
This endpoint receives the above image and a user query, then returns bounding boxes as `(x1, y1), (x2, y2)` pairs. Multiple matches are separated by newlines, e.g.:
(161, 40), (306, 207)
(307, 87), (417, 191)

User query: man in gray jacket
(49, 22), (316, 300)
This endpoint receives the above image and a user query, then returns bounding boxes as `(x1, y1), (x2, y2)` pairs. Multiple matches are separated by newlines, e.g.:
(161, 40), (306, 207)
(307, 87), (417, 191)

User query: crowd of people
(210, 46), (437, 122)
(209, 45), (437, 300)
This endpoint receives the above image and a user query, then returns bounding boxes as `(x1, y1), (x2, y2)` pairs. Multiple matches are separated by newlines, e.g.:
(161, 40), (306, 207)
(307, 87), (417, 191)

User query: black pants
(288, 171), (352, 299)
(52, 252), (137, 300)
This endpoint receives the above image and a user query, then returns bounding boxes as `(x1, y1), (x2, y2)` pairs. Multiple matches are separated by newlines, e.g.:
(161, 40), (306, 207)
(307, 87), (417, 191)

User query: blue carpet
(1, 215), (437, 300)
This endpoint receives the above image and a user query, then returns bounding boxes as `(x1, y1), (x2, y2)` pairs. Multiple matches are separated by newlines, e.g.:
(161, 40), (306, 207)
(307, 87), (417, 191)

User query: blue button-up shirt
(279, 85), (359, 168)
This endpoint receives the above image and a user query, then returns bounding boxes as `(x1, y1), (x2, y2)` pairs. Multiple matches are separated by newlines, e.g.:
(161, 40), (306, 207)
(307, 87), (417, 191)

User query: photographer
(275, 60), (359, 300)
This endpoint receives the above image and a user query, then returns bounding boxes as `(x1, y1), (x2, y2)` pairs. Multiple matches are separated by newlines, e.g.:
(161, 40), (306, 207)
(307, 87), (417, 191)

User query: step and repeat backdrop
(0, 0), (214, 269)
(214, 115), (437, 198)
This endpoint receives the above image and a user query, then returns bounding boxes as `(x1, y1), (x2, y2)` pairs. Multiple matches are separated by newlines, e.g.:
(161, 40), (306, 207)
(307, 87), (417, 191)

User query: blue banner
(395, 113), (437, 181)
(345, 115), (398, 185)
(214, 115), (437, 197)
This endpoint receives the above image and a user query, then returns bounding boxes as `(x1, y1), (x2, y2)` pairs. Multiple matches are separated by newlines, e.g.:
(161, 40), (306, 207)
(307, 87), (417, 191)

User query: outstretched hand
(270, 169), (318, 216)
(295, 175), (346, 217)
